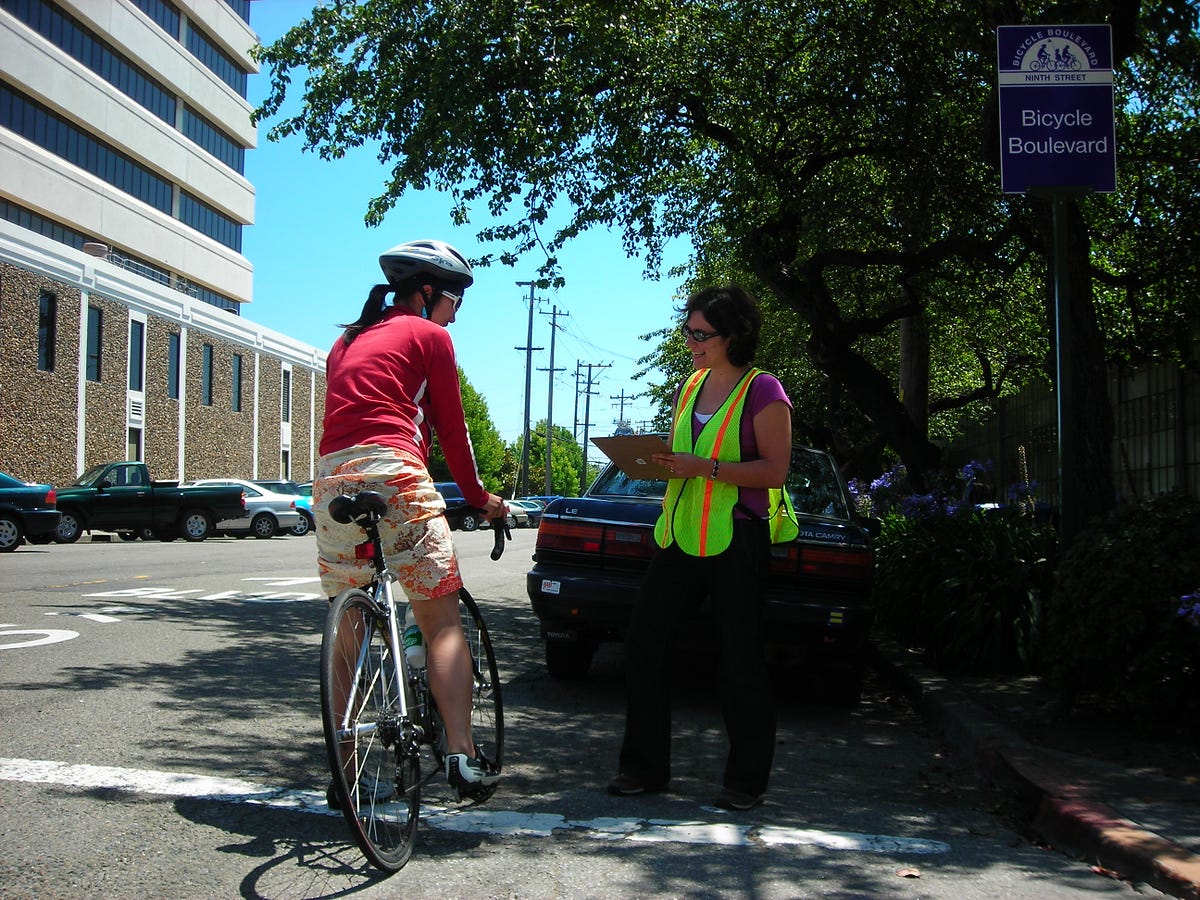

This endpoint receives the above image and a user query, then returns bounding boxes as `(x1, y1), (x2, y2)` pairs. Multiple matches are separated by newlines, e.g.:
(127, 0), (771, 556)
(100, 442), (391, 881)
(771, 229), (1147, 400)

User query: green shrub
(873, 510), (1059, 674)
(1044, 491), (1200, 735)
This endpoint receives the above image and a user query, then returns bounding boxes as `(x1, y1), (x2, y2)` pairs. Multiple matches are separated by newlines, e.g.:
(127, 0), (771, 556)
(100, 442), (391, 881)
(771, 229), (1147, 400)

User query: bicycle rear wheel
(456, 588), (504, 801)
(321, 588), (420, 872)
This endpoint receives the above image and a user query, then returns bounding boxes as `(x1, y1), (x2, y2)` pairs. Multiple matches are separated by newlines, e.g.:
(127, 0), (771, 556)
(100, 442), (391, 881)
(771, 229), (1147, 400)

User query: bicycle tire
(321, 588), (420, 872)
(456, 587), (504, 802)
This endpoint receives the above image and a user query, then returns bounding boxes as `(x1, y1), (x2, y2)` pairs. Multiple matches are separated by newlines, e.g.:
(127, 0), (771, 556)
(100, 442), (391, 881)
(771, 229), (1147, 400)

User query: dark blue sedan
(0, 471), (61, 552)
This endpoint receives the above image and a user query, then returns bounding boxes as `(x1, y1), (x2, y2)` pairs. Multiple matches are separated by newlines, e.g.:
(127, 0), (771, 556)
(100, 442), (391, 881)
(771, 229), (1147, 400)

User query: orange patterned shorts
(313, 445), (463, 602)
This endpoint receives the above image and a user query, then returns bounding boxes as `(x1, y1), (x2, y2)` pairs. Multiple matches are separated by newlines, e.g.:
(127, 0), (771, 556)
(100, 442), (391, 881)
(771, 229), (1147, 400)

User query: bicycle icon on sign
(1030, 42), (1082, 71)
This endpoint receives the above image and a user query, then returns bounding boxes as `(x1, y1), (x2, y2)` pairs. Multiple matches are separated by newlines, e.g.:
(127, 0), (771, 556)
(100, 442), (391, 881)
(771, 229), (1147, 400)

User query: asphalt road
(0, 531), (1161, 898)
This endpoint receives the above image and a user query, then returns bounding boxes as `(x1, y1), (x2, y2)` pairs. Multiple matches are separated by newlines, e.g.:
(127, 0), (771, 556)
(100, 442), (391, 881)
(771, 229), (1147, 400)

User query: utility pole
(611, 389), (637, 434)
(538, 305), (567, 495)
(514, 281), (542, 498)
(576, 362), (610, 494)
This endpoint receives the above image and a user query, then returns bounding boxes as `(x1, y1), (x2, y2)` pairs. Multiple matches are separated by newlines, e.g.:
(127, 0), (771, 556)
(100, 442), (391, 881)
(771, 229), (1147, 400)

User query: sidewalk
(872, 640), (1200, 900)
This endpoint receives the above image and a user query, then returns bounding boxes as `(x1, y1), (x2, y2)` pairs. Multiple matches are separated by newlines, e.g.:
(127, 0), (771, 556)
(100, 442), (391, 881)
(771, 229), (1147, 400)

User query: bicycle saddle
(329, 491), (388, 524)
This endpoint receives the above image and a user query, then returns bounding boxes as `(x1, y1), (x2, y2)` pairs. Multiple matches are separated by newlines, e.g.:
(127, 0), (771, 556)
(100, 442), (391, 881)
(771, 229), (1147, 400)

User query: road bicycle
(320, 490), (507, 872)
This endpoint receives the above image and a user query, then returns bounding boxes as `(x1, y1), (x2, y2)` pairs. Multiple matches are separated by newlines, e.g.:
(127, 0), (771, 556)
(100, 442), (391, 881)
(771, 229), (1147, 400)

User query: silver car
(184, 478), (301, 539)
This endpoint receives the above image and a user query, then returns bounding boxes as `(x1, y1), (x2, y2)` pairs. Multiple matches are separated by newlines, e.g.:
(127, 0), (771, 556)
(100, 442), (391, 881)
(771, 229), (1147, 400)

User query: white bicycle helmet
(378, 239), (474, 289)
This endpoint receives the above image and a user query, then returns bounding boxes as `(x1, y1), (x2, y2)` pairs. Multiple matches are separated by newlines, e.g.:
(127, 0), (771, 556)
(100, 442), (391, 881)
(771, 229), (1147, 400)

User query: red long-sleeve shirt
(319, 305), (488, 508)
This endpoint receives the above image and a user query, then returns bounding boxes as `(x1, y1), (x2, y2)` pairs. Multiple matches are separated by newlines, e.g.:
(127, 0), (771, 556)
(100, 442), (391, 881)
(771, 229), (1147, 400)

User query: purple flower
(959, 459), (994, 481)
(1178, 590), (1200, 628)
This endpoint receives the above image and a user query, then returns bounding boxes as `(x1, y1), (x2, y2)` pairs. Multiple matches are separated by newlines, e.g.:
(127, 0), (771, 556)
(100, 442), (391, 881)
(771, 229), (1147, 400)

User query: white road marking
(242, 577), (323, 587)
(0, 629), (79, 649)
(0, 757), (950, 854)
(44, 612), (121, 623)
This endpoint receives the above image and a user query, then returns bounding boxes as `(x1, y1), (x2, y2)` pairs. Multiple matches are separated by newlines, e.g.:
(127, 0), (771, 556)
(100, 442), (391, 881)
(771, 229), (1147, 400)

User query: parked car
(0, 471), (61, 552)
(508, 499), (544, 528)
(520, 495), (563, 507)
(185, 478), (301, 539)
(252, 480), (314, 536)
(526, 445), (879, 702)
(434, 481), (489, 532)
(54, 462), (245, 543)
(504, 503), (529, 529)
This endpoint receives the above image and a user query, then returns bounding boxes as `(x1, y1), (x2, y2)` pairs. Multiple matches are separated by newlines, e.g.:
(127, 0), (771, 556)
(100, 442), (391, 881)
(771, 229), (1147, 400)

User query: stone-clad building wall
(82, 293), (129, 469)
(0, 241), (325, 489)
(257, 356), (283, 478)
(142, 321), (181, 479)
(183, 331), (257, 480)
(0, 262), (80, 486)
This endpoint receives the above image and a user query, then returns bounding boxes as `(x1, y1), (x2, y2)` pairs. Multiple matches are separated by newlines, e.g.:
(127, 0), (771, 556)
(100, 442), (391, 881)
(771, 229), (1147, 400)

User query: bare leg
(411, 590), (475, 756)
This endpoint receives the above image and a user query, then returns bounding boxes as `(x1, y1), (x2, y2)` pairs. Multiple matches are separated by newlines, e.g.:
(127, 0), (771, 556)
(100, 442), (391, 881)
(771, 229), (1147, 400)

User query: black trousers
(617, 519), (776, 796)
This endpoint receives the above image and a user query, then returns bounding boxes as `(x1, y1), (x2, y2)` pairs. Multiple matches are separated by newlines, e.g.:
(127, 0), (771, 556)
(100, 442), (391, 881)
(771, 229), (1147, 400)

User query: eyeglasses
(679, 323), (723, 343)
(441, 291), (463, 311)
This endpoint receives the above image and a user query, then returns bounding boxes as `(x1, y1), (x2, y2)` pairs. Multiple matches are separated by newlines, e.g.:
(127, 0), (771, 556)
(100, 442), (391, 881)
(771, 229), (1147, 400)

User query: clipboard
(591, 434), (673, 480)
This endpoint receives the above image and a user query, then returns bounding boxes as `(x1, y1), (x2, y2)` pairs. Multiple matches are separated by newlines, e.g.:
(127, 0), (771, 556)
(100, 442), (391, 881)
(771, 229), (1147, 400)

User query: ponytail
(339, 284), (394, 344)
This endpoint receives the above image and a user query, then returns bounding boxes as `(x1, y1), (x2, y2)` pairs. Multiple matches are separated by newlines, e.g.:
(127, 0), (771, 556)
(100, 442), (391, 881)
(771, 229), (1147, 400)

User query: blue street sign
(997, 25), (1116, 194)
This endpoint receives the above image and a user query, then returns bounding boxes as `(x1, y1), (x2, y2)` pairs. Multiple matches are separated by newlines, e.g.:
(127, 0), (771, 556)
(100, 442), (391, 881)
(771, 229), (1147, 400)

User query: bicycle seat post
(358, 511), (388, 580)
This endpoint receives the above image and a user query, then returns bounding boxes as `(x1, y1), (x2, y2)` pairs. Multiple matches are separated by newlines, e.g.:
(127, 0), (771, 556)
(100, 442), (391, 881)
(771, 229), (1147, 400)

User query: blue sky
(241, 3), (689, 454)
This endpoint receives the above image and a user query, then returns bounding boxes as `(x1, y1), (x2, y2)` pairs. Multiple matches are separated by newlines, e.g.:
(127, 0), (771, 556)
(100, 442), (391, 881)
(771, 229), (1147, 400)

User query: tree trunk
(899, 315), (931, 442)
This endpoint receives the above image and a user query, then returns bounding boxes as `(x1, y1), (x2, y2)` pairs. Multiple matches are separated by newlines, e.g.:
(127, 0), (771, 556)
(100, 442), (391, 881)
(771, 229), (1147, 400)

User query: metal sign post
(996, 24), (1116, 545)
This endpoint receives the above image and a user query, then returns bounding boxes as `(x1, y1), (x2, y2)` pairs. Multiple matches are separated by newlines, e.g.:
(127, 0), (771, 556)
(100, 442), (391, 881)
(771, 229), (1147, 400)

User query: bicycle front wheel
(321, 588), (420, 872)
(457, 587), (504, 800)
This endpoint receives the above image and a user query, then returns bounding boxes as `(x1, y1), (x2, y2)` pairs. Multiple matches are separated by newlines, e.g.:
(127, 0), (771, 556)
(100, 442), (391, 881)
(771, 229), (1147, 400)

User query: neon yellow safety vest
(654, 367), (762, 556)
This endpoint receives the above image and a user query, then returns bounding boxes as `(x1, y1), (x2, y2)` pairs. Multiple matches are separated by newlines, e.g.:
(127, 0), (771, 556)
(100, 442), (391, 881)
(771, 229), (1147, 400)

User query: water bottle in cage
(403, 605), (426, 669)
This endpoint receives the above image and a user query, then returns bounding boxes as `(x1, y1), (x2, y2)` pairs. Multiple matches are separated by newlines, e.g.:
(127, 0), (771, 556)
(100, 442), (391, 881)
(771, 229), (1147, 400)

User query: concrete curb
(870, 640), (1200, 900)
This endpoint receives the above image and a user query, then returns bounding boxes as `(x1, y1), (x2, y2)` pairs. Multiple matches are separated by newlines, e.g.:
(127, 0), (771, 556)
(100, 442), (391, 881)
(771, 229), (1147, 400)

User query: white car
(507, 499), (543, 527)
(184, 478), (301, 539)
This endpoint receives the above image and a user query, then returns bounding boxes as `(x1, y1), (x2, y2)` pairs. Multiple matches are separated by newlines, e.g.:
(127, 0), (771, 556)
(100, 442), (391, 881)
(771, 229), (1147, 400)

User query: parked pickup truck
(53, 462), (246, 544)
(527, 444), (881, 703)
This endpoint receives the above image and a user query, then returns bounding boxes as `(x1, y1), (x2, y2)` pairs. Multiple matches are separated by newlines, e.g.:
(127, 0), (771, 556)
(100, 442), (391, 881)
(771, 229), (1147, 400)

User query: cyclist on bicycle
(314, 238), (505, 798)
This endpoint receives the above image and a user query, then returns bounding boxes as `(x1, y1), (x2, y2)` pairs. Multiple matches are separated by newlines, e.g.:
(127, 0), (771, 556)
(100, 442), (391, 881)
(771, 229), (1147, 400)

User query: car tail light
(46, 488), (57, 506)
(770, 544), (873, 579)
(537, 519), (603, 553)
(603, 526), (655, 560)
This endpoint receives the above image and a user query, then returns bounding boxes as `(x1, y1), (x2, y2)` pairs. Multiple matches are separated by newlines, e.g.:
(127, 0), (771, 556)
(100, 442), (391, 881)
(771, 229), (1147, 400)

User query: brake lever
(490, 514), (512, 560)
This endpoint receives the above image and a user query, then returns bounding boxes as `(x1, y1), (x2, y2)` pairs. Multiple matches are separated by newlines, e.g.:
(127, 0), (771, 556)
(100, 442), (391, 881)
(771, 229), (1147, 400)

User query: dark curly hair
(680, 285), (762, 366)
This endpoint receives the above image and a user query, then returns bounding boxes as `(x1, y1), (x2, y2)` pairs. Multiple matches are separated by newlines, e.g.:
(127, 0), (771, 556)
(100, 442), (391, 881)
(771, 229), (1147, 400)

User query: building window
(167, 332), (181, 399)
(86, 305), (103, 382)
(130, 0), (181, 41)
(185, 25), (249, 96)
(179, 190), (243, 252)
(232, 353), (243, 412)
(38, 290), (56, 372)
(6, 0), (177, 126)
(0, 84), (173, 216)
(128, 319), (146, 391)
(201, 343), (214, 406)
(281, 368), (292, 423)
(127, 427), (143, 462)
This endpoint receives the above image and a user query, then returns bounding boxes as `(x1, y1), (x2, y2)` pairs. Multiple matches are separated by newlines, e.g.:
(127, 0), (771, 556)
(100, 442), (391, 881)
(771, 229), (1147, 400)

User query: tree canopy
(256, 1), (1200, 524)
